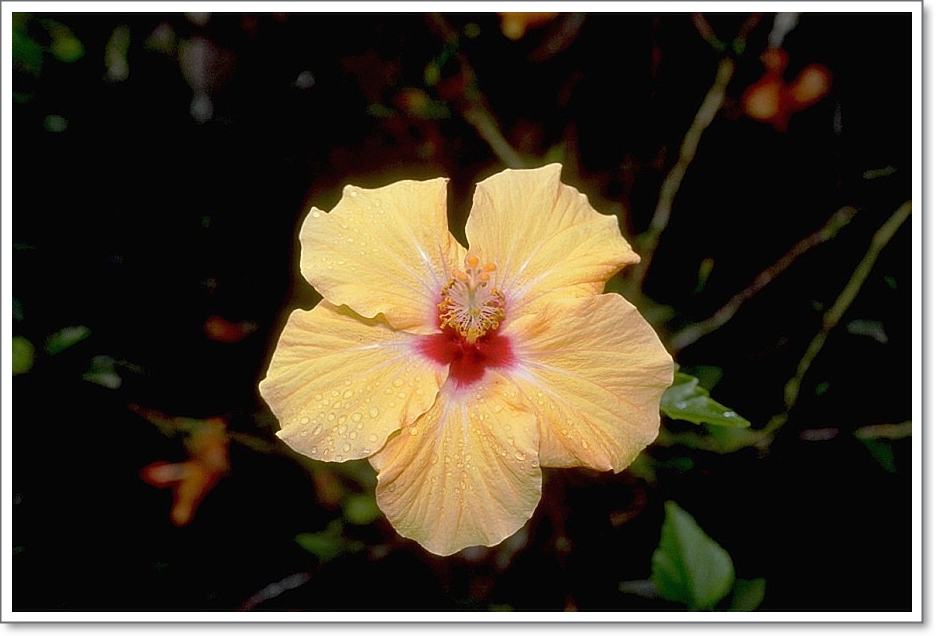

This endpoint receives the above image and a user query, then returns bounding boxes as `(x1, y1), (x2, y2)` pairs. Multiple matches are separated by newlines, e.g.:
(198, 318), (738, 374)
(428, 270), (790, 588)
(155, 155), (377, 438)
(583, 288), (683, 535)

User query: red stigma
(417, 328), (515, 388)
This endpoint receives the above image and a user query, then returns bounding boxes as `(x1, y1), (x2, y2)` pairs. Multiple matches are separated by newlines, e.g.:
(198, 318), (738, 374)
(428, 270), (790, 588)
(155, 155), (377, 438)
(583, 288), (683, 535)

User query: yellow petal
(465, 164), (638, 318)
(369, 375), (541, 556)
(299, 178), (466, 333)
(505, 293), (673, 472)
(258, 301), (445, 461)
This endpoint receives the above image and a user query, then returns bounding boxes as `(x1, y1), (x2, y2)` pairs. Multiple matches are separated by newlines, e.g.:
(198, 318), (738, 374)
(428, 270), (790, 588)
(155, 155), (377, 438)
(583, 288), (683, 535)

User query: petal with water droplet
(299, 178), (466, 333)
(259, 301), (444, 461)
(369, 374), (540, 556)
(506, 293), (673, 472)
(465, 164), (638, 319)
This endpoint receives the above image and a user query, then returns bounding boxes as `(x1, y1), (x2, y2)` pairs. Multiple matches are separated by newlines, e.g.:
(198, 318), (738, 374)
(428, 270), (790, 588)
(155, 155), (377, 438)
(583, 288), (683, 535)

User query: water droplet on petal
(368, 406), (380, 418)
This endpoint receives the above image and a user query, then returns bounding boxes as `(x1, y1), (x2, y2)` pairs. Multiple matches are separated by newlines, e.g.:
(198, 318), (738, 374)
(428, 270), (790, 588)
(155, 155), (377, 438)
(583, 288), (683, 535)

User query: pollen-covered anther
(438, 254), (506, 344)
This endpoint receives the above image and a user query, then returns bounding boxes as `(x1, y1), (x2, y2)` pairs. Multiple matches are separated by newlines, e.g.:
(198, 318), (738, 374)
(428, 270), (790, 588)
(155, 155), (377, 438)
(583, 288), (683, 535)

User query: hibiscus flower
(259, 164), (673, 556)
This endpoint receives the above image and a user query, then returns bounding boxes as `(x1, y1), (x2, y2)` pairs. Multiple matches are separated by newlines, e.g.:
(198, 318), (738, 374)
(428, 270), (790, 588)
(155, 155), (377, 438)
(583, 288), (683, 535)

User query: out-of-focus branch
(630, 13), (761, 292)
(758, 200), (912, 447)
(669, 205), (858, 352)
(426, 13), (527, 169)
(630, 55), (734, 288)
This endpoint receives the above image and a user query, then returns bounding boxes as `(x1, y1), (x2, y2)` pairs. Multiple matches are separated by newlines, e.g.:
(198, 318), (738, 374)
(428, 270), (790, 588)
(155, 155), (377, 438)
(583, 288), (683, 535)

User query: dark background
(11, 12), (912, 611)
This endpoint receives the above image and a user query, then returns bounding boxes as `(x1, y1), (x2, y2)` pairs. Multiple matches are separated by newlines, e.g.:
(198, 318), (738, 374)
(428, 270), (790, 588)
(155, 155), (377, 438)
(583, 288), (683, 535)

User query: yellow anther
(439, 256), (506, 343)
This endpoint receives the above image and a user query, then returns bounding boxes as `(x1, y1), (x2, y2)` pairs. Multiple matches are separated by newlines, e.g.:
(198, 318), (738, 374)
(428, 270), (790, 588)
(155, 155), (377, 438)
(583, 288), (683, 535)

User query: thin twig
(426, 13), (528, 169)
(631, 55), (735, 288)
(669, 205), (858, 352)
(758, 200), (912, 446)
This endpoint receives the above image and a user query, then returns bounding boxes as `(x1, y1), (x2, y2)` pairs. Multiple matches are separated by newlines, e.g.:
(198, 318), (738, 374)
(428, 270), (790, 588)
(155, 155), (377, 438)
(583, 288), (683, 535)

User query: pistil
(438, 255), (506, 344)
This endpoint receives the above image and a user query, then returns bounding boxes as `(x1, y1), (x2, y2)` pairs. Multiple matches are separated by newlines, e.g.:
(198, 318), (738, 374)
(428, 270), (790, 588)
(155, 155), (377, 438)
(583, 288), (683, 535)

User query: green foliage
(12, 22), (44, 76)
(651, 500), (735, 610)
(48, 22), (85, 63)
(12, 336), (35, 375)
(82, 355), (122, 390)
(45, 325), (91, 355)
(296, 520), (363, 563)
(729, 577), (767, 611)
(661, 372), (751, 428)
(342, 493), (381, 525)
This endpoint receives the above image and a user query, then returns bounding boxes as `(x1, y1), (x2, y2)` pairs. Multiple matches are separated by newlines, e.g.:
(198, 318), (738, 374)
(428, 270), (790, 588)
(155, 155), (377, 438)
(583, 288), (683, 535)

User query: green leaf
(342, 493), (381, 525)
(295, 520), (362, 562)
(729, 578), (766, 611)
(661, 372), (750, 428)
(705, 425), (764, 453)
(12, 27), (44, 75)
(856, 437), (897, 473)
(82, 355), (122, 389)
(44, 325), (90, 355)
(651, 500), (735, 610)
(48, 22), (85, 63)
(12, 337), (35, 375)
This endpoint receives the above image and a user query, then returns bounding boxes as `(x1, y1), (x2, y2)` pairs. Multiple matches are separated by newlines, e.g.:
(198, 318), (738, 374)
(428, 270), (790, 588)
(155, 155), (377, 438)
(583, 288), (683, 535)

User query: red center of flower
(419, 254), (513, 387)
(417, 328), (515, 388)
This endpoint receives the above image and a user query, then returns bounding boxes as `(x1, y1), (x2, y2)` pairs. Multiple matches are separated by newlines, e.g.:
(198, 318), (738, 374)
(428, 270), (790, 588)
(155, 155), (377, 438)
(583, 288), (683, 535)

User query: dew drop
(392, 377), (405, 388)
(334, 454), (343, 461)
(326, 412), (336, 421)
(311, 210), (321, 218)
(514, 450), (525, 461)
(430, 453), (439, 465)
(299, 416), (310, 425)
(368, 433), (379, 443)
(409, 427), (419, 436)
(342, 389), (354, 399)
(311, 424), (322, 436)
(342, 443), (352, 453)
(300, 429), (308, 437)
(368, 406), (380, 418)
(387, 483), (396, 492)
(351, 412), (363, 423)
(349, 431), (357, 439)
